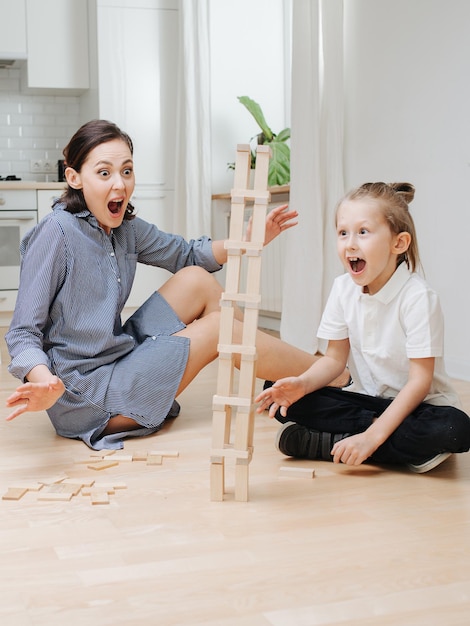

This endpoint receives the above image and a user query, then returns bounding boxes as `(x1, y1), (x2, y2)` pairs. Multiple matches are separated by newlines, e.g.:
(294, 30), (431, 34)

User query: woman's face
(65, 138), (135, 234)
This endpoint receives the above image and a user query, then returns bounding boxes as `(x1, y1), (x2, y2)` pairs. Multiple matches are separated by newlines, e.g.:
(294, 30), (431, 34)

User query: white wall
(343, 0), (470, 380)
(0, 67), (80, 181)
(209, 0), (291, 194)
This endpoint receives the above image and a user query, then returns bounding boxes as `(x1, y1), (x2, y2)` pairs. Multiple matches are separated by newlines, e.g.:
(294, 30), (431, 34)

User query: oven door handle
(0, 211), (37, 220)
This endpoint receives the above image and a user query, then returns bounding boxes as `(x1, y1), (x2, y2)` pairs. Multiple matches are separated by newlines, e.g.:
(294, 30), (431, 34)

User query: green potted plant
(228, 95), (291, 187)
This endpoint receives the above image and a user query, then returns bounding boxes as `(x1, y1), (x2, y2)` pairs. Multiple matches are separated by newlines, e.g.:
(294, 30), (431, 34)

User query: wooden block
(279, 466), (315, 479)
(110, 454), (133, 462)
(2, 487), (28, 501)
(62, 478), (95, 488)
(82, 482), (126, 496)
(235, 461), (249, 502)
(210, 461), (225, 502)
(210, 447), (251, 460)
(53, 483), (82, 496)
(90, 491), (110, 505)
(90, 449), (115, 457)
(10, 481), (43, 491)
(132, 451), (148, 462)
(38, 475), (68, 485)
(87, 460), (119, 471)
(217, 344), (257, 356)
(149, 450), (179, 458)
(146, 454), (163, 465)
(211, 409), (231, 448)
(38, 484), (74, 501)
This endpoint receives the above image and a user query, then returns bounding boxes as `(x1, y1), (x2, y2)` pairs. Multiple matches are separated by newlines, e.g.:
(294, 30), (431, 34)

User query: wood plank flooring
(1, 327), (470, 625)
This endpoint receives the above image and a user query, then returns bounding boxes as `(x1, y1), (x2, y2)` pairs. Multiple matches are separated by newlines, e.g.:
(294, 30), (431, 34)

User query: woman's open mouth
(349, 257), (366, 274)
(108, 200), (123, 215)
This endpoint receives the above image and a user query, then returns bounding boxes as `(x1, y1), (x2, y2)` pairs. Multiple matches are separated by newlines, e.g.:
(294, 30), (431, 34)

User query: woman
(5, 119), (334, 450)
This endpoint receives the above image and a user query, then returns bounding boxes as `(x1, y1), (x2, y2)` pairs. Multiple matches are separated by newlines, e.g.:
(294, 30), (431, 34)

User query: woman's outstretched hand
(246, 204), (298, 246)
(5, 377), (65, 421)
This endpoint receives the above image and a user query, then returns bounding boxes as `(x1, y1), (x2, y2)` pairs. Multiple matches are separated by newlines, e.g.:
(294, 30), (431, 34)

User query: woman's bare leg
(102, 267), (347, 434)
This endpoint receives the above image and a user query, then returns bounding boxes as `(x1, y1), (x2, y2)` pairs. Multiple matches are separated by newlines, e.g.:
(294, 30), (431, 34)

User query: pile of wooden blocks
(1, 448), (179, 505)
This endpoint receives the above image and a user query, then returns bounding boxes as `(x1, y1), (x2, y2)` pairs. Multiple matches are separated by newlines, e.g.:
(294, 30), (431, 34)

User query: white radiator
(259, 234), (285, 315)
(211, 199), (286, 330)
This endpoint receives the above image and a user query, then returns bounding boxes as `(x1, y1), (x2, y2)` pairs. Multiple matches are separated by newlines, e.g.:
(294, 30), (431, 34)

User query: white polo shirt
(317, 263), (460, 407)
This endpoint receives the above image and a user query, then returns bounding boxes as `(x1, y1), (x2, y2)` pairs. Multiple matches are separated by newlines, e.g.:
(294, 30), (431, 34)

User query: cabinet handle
(0, 215), (36, 221)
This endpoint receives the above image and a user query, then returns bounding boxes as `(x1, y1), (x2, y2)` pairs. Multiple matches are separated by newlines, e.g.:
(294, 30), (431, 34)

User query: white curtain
(173, 0), (212, 239)
(280, 0), (344, 353)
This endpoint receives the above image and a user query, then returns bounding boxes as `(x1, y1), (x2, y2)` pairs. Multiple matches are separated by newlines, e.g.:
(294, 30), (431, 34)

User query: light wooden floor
(1, 327), (470, 626)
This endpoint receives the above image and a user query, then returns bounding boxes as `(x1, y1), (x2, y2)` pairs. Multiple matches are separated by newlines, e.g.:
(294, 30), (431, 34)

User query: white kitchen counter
(0, 182), (67, 191)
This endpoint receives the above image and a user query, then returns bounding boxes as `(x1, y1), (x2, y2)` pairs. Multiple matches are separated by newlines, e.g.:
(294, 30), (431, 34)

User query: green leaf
(267, 142), (290, 186)
(238, 96), (274, 141)
(275, 128), (291, 142)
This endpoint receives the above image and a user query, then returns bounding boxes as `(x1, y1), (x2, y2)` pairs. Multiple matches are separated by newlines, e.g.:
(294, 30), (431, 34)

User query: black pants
(276, 387), (470, 465)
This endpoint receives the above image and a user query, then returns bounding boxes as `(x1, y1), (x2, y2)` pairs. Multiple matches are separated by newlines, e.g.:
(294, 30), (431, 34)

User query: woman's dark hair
(337, 181), (421, 272)
(54, 119), (136, 218)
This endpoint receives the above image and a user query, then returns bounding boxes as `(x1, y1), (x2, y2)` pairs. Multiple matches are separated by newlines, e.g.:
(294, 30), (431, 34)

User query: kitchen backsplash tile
(0, 68), (80, 181)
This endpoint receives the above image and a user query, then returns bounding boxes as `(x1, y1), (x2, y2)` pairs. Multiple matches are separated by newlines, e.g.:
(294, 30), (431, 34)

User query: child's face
(336, 198), (406, 295)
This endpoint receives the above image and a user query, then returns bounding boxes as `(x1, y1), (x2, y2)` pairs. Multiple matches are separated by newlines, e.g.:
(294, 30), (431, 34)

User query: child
(256, 182), (470, 472)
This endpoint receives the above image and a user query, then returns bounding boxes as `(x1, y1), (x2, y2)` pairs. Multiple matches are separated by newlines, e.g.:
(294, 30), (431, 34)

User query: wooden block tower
(210, 143), (271, 502)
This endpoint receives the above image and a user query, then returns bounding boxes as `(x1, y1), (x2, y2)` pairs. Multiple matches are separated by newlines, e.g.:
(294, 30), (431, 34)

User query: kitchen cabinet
(0, 0), (26, 60)
(37, 189), (63, 223)
(0, 184), (66, 322)
(24, 0), (89, 92)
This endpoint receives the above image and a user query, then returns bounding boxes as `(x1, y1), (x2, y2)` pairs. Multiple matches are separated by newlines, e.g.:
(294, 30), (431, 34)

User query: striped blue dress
(6, 204), (222, 449)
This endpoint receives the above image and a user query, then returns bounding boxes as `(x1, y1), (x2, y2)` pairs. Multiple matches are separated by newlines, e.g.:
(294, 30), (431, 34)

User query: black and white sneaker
(275, 421), (349, 460)
(408, 452), (452, 473)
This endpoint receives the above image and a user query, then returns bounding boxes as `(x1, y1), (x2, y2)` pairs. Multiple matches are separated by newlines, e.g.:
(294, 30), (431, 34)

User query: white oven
(0, 189), (37, 291)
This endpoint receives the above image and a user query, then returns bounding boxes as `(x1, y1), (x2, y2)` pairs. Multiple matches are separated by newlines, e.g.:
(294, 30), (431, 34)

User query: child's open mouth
(108, 200), (123, 215)
(349, 257), (366, 274)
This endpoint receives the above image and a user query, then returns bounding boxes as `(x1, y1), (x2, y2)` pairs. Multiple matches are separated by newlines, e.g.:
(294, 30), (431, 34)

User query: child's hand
(255, 377), (305, 418)
(331, 432), (378, 466)
(5, 377), (65, 421)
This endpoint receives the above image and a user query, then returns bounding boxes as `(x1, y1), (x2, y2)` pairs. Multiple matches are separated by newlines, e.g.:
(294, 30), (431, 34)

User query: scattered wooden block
(111, 454), (133, 462)
(87, 460), (119, 471)
(38, 475), (68, 485)
(10, 482), (43, 492)
(62, 478), (95, 488)
(146, 454), (163, 465)
(132, 451), (148, 462)
(149, 450), (179, 458)
(279, 466), (315, 479)
(38, 484), (75, 501)
(82, 481), (126, 496)
(112, 482), (127, 490)
(90, 449), (115, 457)
(2, 487), (28, 501)
(90, 490), (110, 505)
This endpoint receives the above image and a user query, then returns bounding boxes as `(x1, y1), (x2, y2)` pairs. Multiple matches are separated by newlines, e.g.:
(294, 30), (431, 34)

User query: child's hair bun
(389, 182), (415, 204)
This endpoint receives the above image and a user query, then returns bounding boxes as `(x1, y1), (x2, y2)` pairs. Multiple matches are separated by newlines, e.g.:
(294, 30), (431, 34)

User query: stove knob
(0, 196), (5, 205)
